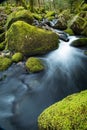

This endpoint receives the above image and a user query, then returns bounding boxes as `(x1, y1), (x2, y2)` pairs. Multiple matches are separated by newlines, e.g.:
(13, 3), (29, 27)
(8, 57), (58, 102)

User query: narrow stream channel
(0, 36), (87, 130)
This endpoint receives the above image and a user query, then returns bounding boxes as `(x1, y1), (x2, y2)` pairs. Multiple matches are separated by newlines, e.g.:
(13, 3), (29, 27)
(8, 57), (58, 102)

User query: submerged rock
(38, 90), (87, 130)
(26, 57), (44, 73)
(6, 21), (59, 56)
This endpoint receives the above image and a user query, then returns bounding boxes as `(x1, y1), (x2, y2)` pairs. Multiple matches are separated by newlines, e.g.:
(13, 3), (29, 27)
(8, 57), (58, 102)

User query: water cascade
(0, 35), (87, 130)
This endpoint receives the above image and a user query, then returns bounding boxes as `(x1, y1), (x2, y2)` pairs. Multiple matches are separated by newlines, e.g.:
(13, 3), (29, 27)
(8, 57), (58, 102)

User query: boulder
(38, 90), (87, 130)
(0, 56), (12, 71)
(71, 38), (87, 47)
(70, 15), (85, 35)
(6, 10), (33, 30)
(12, 52), (23, 62)
(6, 21), (59, 56)
(26, 57), (44, 73)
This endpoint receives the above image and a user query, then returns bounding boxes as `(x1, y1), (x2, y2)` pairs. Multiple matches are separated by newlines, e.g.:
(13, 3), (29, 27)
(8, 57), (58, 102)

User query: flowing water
(0, 36), (87, 130)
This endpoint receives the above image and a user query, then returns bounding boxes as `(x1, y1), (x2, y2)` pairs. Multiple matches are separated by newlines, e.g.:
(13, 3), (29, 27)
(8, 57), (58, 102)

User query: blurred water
(0, 36), (87, 130)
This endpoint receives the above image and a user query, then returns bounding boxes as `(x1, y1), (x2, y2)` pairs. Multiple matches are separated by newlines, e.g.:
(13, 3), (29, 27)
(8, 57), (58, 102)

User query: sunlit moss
(64, 28), (74, 35)
(45, 11), (55, 18)
(38, 90), (87, 130)
(32, 13), (42, 21)
(6, 21), (59, 56)
(6, 9), (33, 29)
(26, 57), (44, 73)
(0, 56), (12, 71)
(12, 52), (23, 62)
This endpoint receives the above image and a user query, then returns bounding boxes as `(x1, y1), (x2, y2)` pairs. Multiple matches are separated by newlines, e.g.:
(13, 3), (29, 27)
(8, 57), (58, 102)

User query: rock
(70, 16), (85, 35)
(6, 21), (59, 56)
(53, 18), (67, 30)
(6, 10), (33, 30)
(0, 56), (12, 71)
(26, 57), (44, 73)
(12, 52), (23, 63)
(38, 90), (87, 130)
(71, 38), (87, 47)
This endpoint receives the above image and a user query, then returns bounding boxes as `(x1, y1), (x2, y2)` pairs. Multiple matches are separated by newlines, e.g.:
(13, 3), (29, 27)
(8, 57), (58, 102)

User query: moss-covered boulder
(6, 21), (58, 56)
(12, 52), (23, 62)
(6, 10), (33, 30)
(71, 38), (87, 47)
(38, 90), (87, 130)
(0, 56), (12, 71)
(26, 57), (44, 73)
(70, 16), (85, 35)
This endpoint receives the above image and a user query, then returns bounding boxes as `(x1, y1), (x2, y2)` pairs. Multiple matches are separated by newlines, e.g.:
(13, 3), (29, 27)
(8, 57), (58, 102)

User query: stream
(0, 35), (87, 130)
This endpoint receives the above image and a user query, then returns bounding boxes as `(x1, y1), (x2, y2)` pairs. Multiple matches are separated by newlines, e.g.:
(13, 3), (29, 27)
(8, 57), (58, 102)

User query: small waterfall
(0, 35), (87, 130)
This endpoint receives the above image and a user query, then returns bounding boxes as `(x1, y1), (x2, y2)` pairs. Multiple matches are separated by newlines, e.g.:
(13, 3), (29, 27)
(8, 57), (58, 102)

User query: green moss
(6, 10), (33, 30)
(0, 32), (5, 43)
(38, 90), (87, 130)
(71, 38), (87, 47)
(79, 11), (87, 21)
(64, 28), (74, 35)
(32, 13), (42, 21)
(0, 40), (6, 51)
(70, 16), (86, 35)
(6, 21), (59, 56)
(82, 4), (87, 11)
(26, 57), (44, 73)
(47, 16), (55, 21)
(0, 56), (12, 71)
(12, 52), (23, 62)
(45, 11), (55, 18)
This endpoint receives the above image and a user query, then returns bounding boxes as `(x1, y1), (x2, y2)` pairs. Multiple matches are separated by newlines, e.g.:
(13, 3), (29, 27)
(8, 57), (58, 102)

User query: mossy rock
(32, 13), (42, 21)
(0, 40), (6, 51)
(0, 56), (12, 71)
(71, 38), (87, 47)
(45, 11), (55, 18)
(70, 15), (86, 35)
(12, 52), (23, 62)
(6, 21), (59, 56)
(38, 90), (87, 130)
(0, 32), (5, 43)
(82, 22), (87, 36)
(64, 28), (74, 35)
(6, 10), (33, 30)
(26, 57), (44, 73)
